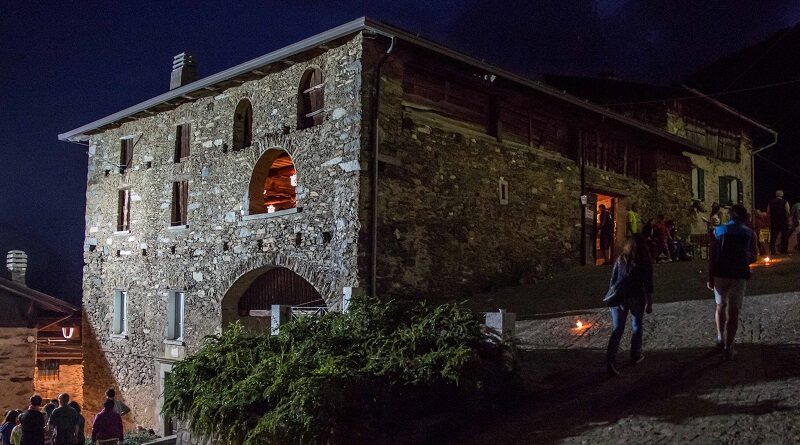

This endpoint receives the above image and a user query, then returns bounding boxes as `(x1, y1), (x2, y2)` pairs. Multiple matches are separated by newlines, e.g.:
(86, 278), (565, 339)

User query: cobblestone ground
(458, 292), (800, 444)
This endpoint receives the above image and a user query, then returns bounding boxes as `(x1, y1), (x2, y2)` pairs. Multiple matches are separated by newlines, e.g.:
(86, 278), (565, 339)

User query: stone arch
(218, 256), (336, 331)
(247, 148), (297, 215)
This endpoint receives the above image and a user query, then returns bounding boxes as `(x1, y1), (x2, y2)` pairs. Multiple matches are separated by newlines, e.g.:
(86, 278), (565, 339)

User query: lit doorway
(594, 194), (618, 265)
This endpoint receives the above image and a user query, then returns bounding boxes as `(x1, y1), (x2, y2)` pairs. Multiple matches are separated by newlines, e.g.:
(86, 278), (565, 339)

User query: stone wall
(363, 42), (692, 300)
(34, 361), (85, 430)
(0, 328), (36, 412)
(81, 35), (365, 430)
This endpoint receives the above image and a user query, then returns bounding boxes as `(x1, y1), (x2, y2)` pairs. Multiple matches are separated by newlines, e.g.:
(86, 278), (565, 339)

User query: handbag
(602, 264), (636, 307)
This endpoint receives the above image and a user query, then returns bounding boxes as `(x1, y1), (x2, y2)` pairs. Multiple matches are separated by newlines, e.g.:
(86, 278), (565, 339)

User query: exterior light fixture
(61, 327), (75, 339)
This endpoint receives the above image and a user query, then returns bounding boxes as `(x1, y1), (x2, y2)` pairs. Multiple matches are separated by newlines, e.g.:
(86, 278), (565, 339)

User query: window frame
(297, 68), (325, 129)
(112, 290), (128, 336)
(166, 291), (185, 342)
(691, 167), (705, 201)
(232, 99), (253, 151)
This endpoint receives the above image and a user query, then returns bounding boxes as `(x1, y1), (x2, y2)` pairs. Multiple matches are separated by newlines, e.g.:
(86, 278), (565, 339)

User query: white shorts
(713, 277), (746, 309)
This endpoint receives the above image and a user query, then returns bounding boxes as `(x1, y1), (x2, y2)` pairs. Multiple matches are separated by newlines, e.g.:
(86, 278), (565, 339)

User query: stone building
(0, 251), (80, 413)
(58, 18), (773, 431)
(542, 75), (777, 235)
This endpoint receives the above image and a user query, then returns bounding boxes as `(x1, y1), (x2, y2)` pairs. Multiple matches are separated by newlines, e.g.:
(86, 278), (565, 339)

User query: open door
(583, 193), (598, 265)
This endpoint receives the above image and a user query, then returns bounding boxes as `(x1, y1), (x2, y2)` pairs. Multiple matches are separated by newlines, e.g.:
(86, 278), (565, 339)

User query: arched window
(297, 68), (324, 129)
(248, 149), (297, 214)
(233, 99), (253, 151)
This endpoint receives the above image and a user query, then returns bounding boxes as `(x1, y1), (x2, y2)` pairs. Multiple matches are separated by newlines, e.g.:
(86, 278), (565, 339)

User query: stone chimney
(169, 52), (197, 90)
(7, 250), (28, 285)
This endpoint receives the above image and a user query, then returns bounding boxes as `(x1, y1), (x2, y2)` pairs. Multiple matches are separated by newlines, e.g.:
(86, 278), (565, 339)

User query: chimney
(7, 250), (28, 285)
(169, 52), (197, 90)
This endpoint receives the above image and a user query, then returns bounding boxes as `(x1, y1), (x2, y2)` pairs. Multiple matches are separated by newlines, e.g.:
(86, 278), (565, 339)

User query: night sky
(2, 1), (799, 304)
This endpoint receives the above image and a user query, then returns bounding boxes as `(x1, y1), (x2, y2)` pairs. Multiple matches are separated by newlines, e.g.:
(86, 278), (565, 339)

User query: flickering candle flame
(576, 320), (583, 329)
(267, 205), (276, 213)
(764, 257), (771, 263)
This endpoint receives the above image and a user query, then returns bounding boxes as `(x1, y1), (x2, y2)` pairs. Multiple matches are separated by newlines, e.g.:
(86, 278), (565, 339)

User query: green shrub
(163, 297), (518, 444)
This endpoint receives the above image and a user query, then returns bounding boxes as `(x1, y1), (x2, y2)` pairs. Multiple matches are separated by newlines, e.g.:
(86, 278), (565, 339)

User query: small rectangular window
(117, 189), (131, 232)
(718, 176), (742, 207)
(498, 177), (509, 205)
(167, 291), (185, 341)
(174, 124), (191, 162)
(113, 290), (128, 335)
(691, 167), (705, 201)
(171, 181), (188, 226)
(120, 138), (134, 174)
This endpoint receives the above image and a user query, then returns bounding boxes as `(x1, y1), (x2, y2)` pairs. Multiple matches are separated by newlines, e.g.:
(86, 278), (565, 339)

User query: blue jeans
(606, 298), (645, 363)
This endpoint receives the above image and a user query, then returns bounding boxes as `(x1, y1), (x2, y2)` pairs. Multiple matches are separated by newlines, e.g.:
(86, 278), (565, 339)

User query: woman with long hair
(606, 234), (654, 376)
(0, 410), (20, 445)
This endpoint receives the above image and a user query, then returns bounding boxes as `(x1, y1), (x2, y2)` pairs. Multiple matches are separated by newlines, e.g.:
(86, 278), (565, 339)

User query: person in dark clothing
(48, 394), (78, 445)
(19, 395), (45, 445)
(598, 204), (615, 264)
(709, 204), (757, 360)
(606, 234), (654, 376)
(91, 399), (123, 445)
(641, 218), (656, 261)
(768, 190), (790, 254)
(1, 411), (20, 445)
(65, 403), (83, 445)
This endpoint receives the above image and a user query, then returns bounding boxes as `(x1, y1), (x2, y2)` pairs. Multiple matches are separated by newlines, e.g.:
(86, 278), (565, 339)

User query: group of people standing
(610, 203), (691, 265)
(0, 390), (129, 445)
(605, 203), (756, 376)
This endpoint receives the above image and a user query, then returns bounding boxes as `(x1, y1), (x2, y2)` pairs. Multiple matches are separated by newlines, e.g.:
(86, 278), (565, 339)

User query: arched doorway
(221, 266), (324, 332)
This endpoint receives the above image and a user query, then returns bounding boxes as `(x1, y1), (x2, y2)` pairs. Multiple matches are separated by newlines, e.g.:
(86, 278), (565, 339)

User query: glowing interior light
(61, 327), (74, 339)
(267, 205), (276, 213)
(290, 174), (297, 187)
(764, 257), (771, 263)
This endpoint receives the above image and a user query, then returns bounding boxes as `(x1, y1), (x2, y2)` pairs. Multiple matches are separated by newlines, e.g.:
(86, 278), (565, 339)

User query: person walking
(47, 394), (78, 445)
(598, 204), (615, 264)
(18, 395), (45, 445)
(65, 403), (83, 445)
(708, 204), (757, 360)
(626, 203), (641, 238)
(606, 234), (654, 376)
(1, 411), (20, 445)
(91, 399), (123, 445)
(768, 190), (790, 255)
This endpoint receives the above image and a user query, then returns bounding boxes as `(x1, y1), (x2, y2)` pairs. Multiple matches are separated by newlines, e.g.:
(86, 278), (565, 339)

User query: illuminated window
(248, 150), (297, 214)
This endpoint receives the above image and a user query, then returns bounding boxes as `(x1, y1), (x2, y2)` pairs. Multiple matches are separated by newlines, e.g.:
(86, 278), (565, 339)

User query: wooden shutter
(719, 177), (730, 206)
(180, 181), (188, 224)
(181, 124), (190, 160)
(171, 182), (180, 225)
(736, 178), (744, 204)
(120, 139), (133, 173)
(117, 189), (130, 231)
(698, 168), (705, 201)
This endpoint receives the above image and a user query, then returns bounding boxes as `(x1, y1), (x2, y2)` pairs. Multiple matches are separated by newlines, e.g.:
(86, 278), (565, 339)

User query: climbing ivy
(162, 297), (518, 444)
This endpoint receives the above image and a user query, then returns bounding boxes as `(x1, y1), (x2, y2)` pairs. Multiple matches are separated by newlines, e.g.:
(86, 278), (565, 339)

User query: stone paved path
(457, 292), (800, 444)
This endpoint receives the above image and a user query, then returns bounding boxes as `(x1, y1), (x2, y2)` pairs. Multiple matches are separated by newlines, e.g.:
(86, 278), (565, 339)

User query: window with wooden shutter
(174, 124), (191, 162)
(119, 138), (133, 174)
(719, 176), (733, 206)
(233, 99), (253, 151)
(171, 181), (188, 226)
(117, 189), (131, 232)
(691, 167), (705, 201)
(298, 68), (324, 129)
(167, 291), (185, 341)
(113, 290), (127, 335)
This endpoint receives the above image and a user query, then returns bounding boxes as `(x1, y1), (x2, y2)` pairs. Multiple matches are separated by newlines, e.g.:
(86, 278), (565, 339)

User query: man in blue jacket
(708, 204), (757, 360)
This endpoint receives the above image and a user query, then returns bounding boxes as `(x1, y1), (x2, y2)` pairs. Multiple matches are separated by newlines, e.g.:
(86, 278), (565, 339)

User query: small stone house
(0, 251), (79, 414)
(58, 18), (773, 431)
